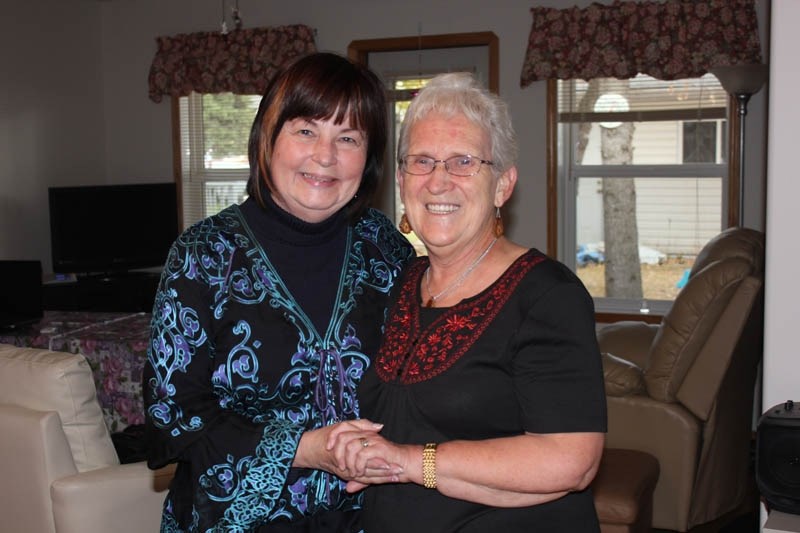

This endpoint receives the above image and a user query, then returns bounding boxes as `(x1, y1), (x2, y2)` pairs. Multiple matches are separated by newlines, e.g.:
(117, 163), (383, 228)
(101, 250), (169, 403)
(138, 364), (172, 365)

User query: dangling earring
(399, 213), (412, 234)
(494, 207), (504, 237)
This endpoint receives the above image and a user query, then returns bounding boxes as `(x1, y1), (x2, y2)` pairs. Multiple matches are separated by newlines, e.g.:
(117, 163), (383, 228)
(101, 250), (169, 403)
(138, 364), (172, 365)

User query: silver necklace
(425, 237), (498, 308)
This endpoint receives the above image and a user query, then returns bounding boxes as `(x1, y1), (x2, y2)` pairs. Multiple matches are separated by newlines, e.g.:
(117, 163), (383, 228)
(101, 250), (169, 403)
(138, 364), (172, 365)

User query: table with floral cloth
(0, 310), (152, 432)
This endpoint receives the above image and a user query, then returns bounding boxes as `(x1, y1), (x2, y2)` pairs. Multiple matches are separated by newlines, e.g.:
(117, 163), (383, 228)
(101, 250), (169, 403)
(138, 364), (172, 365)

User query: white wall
(0, 1), (106, 270)
(760, 2), (799, 523)
(763, 1), (800, 411)
(0, 0), (771, 274)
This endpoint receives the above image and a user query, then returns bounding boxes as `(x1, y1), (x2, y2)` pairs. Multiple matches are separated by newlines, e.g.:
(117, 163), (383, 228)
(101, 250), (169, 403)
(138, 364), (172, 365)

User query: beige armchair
(0, 343), (174, 533)
(597, 227), (765, 532)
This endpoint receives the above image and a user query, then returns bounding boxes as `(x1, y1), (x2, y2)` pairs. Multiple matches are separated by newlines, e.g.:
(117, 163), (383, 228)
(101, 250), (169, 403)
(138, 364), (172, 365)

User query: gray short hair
(397, 72), (518, 175)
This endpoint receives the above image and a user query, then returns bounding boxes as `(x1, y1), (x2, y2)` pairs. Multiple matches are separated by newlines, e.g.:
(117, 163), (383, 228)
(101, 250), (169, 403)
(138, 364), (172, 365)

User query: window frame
(546, 78), (740, 321)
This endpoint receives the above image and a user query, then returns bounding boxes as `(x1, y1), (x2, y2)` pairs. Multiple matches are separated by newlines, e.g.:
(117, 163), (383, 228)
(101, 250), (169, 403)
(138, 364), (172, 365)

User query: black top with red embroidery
(359, 249), (607, 533)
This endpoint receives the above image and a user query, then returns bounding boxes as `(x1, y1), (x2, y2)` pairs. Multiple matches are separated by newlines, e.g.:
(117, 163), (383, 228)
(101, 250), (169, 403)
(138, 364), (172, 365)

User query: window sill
(595, 311), (662, 325)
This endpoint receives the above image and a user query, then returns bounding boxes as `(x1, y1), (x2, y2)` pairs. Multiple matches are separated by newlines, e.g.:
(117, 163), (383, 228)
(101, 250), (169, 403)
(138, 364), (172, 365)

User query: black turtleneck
(239, 192), (348, 335)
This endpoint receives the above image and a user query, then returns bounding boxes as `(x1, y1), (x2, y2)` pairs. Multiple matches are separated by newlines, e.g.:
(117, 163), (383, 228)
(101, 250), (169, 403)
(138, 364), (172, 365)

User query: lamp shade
(711, 63), (769, 96)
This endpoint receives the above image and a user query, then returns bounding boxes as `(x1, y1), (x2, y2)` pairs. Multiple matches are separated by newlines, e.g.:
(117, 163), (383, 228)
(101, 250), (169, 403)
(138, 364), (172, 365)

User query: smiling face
(399, 111), (516, 257)
(269, 115), (367, 223)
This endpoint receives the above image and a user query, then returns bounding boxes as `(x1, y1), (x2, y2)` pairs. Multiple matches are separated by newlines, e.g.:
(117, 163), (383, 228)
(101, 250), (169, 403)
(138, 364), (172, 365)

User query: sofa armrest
(596, 321), (659, 370)
(0, 405), (77, 533)
(605, 395), (701, 530)
(602, 352), (646, 396)
(51, 461), (175, 533)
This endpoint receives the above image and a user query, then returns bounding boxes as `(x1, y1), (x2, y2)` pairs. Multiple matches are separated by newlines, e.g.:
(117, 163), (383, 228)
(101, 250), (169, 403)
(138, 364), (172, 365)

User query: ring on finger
(360, 437), (370, 448)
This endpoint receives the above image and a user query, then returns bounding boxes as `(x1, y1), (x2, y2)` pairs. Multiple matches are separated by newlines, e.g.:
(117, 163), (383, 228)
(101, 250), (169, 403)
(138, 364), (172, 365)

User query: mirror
(347, 32), (499, 225)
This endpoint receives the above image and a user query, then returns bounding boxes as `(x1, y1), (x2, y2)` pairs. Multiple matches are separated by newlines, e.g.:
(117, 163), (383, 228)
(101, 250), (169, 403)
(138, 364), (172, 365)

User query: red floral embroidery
(375, 252), (545, 384)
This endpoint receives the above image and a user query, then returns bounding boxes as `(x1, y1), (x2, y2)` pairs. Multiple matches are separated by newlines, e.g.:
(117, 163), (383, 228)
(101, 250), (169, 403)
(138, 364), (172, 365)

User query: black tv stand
(43, 271), (161, 312)
(77, 270), (159, 281)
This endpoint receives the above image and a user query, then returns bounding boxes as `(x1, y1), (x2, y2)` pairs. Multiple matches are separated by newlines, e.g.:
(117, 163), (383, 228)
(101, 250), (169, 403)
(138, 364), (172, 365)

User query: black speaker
(757, 400), (800, 514)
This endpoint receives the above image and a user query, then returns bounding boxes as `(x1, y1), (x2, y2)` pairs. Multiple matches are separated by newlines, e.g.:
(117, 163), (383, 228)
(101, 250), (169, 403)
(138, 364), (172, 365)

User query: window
(682, 121), (723, 164)
(177, 92), (260, 229)
(551, 74), (730, 315)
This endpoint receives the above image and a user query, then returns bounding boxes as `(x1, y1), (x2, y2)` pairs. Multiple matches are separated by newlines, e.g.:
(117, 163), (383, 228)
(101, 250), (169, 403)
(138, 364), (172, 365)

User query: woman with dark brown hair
(143, 52), (414, 532)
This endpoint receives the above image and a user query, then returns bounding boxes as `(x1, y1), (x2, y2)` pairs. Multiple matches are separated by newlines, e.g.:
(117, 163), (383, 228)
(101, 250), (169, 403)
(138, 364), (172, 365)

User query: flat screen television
(48, 182), (179, 275)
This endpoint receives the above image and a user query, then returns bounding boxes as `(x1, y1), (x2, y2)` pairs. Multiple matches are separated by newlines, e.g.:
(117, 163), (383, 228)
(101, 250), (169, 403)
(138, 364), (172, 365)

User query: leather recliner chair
(0, 343), (174, 533)
(597, 227), (764, 531)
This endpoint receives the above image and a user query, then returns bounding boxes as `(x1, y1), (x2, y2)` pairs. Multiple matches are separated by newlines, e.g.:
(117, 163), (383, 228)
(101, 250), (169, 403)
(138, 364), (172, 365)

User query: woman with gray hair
(327, 72), (608, 532)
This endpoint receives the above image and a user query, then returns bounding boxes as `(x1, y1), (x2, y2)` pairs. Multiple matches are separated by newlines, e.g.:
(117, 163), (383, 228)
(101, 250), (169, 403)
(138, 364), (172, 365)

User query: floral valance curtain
(520, 0), (762, 87)
(148, 24), (316, 102)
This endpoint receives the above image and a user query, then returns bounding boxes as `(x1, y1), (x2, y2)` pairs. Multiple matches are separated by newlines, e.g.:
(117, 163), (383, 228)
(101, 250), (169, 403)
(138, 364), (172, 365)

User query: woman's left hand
(326, 429), (416, 489)
(295, 418), (391, 479)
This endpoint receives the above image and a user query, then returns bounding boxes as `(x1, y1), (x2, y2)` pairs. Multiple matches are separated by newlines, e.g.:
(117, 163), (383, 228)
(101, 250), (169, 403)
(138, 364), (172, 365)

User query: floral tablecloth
(0, 310), (152, 432)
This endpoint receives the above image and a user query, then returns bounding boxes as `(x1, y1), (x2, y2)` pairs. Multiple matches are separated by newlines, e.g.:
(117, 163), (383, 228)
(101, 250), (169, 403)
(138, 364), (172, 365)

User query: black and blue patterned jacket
(144, 201), (413, 533)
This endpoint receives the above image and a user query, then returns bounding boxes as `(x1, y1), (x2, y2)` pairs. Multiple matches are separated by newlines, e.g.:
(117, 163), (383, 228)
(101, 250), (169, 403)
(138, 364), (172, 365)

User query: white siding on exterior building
(633, 122), (680, 164)
(635, 178), (722, 256)
(576, 120), (723, 258)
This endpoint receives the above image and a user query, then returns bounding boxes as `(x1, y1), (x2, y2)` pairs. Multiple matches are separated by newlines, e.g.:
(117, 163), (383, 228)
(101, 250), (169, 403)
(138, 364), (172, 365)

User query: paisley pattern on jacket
(145, 204), (413, 532)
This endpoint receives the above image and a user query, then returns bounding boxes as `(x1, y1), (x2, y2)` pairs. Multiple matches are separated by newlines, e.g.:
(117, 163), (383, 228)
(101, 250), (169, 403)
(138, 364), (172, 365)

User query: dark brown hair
(246, 52), (388, 220)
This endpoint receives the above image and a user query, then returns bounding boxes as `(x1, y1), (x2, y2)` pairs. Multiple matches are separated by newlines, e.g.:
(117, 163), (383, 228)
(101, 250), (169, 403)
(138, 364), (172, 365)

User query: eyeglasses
(399, 154), (494, 177)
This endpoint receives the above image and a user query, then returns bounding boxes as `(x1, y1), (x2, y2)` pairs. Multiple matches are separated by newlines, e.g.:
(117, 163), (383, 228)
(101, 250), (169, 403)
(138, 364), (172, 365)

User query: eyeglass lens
(402, 155), (487, 176)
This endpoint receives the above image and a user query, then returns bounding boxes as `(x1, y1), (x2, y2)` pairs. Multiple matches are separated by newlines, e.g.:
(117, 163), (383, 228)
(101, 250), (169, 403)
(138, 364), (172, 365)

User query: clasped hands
(323, 418), (413, 493)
